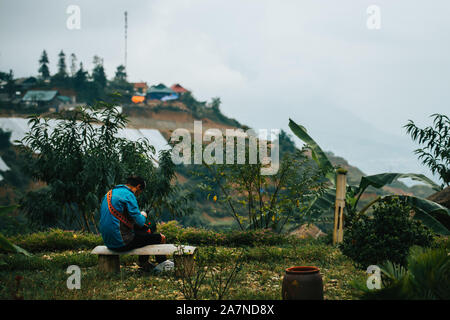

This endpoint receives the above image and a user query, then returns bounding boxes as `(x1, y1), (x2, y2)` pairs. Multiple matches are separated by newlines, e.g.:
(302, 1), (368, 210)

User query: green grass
(0, 228), (368, 300)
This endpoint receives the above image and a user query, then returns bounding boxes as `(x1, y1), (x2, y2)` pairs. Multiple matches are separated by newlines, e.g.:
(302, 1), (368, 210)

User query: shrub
(158, 220), (291, 247)
(8, 229), (102, 253)
(354, 246), (450, 300)
(340, 197), (434, 267)
(5, 222), (292, 254)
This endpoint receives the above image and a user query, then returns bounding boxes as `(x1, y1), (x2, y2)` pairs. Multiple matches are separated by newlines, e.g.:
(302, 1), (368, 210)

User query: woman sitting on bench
(99, 175), (167, 271)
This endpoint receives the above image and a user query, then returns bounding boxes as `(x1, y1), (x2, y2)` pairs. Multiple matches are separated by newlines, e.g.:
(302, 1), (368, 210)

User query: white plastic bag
(154, 259), (174, 272)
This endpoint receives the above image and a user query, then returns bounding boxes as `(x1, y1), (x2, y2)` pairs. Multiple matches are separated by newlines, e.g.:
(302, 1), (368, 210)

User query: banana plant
(0, 205), (32, 256)
(288, 118), (450, 235)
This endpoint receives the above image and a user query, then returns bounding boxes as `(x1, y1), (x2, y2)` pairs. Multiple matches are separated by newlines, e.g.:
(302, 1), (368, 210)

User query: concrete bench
(91, 244), (197, 275)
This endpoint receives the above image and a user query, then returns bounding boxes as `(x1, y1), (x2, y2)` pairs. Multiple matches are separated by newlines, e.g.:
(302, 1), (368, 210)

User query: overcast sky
(0, 0), (449, 184)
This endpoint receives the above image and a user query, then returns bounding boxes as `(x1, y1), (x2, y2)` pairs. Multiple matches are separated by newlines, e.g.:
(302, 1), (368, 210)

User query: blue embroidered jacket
(99, 185), (146, 249)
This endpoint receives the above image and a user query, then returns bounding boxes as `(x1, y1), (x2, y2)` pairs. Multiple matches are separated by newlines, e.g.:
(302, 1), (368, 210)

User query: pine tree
(92, 55), (107, 88)
(70, 53), (78, 77)
(57, 50), (67, 78)
(38, 50), (50, 79)
(73, 62), (88, 89)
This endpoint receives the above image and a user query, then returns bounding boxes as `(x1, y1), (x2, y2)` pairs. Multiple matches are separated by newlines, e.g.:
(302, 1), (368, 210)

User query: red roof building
(133, 82), (148, 94)
(170, 83), (190, 94)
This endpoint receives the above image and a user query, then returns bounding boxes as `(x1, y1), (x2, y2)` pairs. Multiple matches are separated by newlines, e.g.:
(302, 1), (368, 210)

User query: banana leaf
(0, 205), (32, 256)
(357, 173), (441, 194)
(0, 232), (32, 256)
(288, 118), (335, 183)
(384, 195), (450, 235)
(307, 190), (450, 235)
(306, 188), (336, 233)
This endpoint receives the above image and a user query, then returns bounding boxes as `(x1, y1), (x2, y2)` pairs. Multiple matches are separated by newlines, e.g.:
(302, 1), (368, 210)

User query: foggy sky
(1, 0), (449, 184)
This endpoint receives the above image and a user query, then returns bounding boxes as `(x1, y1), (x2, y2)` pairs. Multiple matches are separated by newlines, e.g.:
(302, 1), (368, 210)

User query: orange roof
(134, 82), (148, 88)
(170, 83), (189, 93)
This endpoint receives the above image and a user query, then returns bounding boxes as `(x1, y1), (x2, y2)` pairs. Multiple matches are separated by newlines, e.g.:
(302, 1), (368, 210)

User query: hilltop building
(14, 77), (37, 92)
(133, 82), (148, 95)
(21, 90), (72, 111)
(170, 83), (190, 95)
(146, 83), (177, 100)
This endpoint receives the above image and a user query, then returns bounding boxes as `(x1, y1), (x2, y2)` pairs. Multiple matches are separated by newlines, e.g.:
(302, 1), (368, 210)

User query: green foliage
(113, 65), (127, 83)
(357, 173), (440, 194)
(0, 203), (30, 236)
(0, 127), (11, 150)
(175, 246), (245, 300)
(0, 205), (31, 256)
(347, 175), (449, 235)
(0, 225), (366, 300)
(38, 50), (50, 79)
(289, 118), (449, 235)
(340, 197), (435, 267)
(51, 50), (69, 86)
(197, 145), (326, 232)
(19, 187), (65, 230)
(0, 128), (32, 197)
(159, 221), (290, 246)
(18, 97), (190, 232)
(405, 113), (450, 187)
(288, 118), (335, 183)
(7, 229), (102, 253)
(92, 56), (107, 89)
(355, 246), (450, 300)
(4, 223), (289, 254)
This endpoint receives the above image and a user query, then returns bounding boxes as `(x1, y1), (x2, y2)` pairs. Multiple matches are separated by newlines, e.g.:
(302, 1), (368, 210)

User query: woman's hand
(140, 211), (147, 218)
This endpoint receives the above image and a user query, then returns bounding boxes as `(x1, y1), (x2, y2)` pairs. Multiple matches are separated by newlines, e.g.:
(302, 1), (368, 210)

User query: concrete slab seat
(91, 244), (197, 275)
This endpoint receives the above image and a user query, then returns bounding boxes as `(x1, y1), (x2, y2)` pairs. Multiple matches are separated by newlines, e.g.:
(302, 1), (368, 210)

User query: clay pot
(282, 266), (323, 300)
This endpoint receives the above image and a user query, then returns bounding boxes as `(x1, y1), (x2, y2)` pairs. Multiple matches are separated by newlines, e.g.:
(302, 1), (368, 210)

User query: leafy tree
(73, 62), (99, 103)
(114, 65), (127, 83)
(52, 50), (69, 86)
(354, 246), (450, 299)
(404, 114), (449, 188)
(92, 55), (107, 89)
(38, 50), (50, 80)
(57, 50), (67, 78)
(210, 97), (221, 113)
(288, 118), (450, 236)
(110, 65), (133, 100)
(73, 62), (88, 89)
(0, 207), (31, 256)
(1, 69), (15, 97)
(340, 197), (434, 267)
(196, 140), (326, 232)
(18, 97), (192, 232)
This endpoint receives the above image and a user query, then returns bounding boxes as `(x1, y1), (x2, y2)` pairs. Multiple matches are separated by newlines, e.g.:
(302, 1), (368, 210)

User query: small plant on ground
(353, 246), (450, 300)
(174, 246), (245, 300)
(197, 145), (327, 233)
(207, 248), (246, 300)
(340, 197), (434, 268)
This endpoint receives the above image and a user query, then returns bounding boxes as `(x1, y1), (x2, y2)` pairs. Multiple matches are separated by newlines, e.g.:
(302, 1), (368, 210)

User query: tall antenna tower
(124, 11), (128, 70)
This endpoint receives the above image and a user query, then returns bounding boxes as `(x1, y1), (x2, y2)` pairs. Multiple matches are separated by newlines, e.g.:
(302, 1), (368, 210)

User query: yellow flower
(213, 195), (217, 202)
(73, 234), (77, 239)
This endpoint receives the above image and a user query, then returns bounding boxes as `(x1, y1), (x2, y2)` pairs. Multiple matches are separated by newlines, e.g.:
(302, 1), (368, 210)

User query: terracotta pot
(282, 266), (323, 300)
